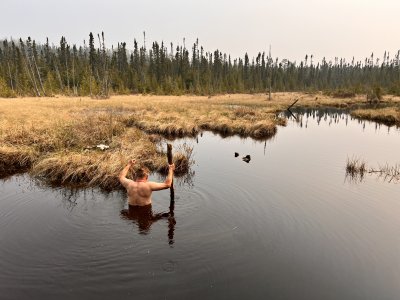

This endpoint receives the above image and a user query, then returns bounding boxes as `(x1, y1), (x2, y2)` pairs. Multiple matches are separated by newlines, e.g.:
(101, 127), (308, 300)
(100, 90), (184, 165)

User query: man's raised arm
(119, 159), (135, 188)
(148, 164), (175, 191)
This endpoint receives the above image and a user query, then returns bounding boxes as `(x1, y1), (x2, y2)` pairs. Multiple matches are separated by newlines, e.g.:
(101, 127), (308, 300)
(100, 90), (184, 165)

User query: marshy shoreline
(1, 92), (399, 189)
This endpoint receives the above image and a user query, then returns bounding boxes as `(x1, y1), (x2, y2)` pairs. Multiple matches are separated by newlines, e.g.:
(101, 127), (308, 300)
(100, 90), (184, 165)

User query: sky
(1, 0), (399, 63)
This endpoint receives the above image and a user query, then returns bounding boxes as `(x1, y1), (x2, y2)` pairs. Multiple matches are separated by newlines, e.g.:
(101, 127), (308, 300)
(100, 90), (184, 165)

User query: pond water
(1, 109), (400, 300)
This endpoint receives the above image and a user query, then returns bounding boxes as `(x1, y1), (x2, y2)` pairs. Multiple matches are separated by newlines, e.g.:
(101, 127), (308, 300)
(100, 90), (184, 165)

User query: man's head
(135, 167), (150, 180)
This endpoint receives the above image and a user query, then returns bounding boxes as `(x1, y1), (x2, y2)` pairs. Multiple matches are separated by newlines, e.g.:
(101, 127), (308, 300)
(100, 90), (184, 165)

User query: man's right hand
(169, 164), (175, 171)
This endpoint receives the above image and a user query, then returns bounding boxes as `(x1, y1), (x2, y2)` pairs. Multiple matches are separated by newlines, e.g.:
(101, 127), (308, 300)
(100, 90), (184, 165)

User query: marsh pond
(1, 108), (400, 300)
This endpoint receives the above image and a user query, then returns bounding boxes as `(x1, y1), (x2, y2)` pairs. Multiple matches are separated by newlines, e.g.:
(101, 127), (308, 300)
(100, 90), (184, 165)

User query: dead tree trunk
(65, 54), (70, 94)
(101, 32), (109, 97)
(97, 34), (104, 97)
(53, 57), (64, 92)
(89, 70), (93, 97)
(7, 61), (14, 92)
(32, 51), (45, 96)
(72, 52), (77, 95)
(25, 41), (41, 96)
(23, 49), (40, 96)
(268, 45), (272, 100)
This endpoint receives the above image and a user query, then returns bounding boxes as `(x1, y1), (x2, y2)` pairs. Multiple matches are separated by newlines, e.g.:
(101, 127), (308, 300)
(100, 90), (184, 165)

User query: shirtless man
(118, 160), (175, 207)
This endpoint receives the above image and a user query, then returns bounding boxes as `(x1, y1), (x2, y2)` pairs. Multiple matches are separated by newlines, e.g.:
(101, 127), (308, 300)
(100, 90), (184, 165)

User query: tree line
(0, 32), (400, 97)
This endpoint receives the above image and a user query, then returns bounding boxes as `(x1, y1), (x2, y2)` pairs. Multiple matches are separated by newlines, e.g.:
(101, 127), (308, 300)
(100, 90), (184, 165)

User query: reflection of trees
(57, 187), (103, 212)
(282, 107), (356, 127)
(34, 179), (124, 213)
(282, 107), (400, 133)
(176, 169), (195, 188)
(59, 188), (80, 212)
(120, 203), (176, 245)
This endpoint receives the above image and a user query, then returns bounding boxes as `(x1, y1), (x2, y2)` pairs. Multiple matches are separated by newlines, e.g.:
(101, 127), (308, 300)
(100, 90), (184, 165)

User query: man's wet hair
(135, 167), (150, 179)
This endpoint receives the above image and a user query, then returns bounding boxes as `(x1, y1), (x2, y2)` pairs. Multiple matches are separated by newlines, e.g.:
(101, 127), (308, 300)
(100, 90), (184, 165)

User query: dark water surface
(1, 109), (400, 300)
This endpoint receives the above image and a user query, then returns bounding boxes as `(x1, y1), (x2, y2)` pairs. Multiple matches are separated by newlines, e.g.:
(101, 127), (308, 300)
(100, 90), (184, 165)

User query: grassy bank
(1, 92), (399, 188)
(0, 94), (283, 188)
(351, 107), (400, 126)
(0, 96), (197, 188)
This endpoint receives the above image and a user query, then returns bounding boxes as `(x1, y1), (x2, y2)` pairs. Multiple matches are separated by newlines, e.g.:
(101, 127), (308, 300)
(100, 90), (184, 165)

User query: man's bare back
(118, 160), (175, 206)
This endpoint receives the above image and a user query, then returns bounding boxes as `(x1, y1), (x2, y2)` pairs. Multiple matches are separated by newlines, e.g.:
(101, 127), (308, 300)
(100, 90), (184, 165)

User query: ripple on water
(158, 179), (279, 286)
(162, 260), (178, 273)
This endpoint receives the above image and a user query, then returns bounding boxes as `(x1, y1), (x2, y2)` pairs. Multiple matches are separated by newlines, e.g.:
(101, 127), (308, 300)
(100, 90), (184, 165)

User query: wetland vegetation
(1, 33), (400, 188)
(1, 92), (400, 188)
(0, 94), (280, 188)
(346, 156), (400, 183)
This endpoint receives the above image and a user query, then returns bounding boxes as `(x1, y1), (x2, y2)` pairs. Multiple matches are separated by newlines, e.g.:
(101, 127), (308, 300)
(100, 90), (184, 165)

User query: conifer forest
(1, 32), (400, 98)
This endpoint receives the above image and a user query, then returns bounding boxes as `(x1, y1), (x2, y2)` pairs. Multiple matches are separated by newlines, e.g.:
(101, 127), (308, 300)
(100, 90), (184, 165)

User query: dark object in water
(242, 155), (251, 163)
(167, 144), (175, 202)
(235, 152), (239, 157)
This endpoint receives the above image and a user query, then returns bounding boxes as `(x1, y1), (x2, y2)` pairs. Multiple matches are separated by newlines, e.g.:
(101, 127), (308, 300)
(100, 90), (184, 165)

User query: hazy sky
(1, 0), (399, 63)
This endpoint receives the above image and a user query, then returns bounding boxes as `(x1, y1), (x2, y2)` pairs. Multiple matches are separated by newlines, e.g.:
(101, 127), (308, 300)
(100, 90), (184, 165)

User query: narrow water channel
(1, 109), (399, 300)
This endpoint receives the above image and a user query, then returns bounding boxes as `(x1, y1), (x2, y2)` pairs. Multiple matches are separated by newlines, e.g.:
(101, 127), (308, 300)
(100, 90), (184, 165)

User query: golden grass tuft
(120, 99), (283, 139)
(0, 145), (38, 177)
(351, 108), (400, 126)
(233, 106), (256, 118)
(199, 118), (278, 139)
(30, 128), (192, 190)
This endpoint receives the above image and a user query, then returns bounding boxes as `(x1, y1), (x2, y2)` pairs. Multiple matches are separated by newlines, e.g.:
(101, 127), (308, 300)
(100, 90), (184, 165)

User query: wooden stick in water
(287, 98), (299, 110)
(167, 143), (175, 202)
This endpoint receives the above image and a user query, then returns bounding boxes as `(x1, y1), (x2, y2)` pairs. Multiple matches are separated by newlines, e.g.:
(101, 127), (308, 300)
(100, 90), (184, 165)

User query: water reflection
(350, 172), (400, 185)
(281, 107), (400, 132)
(59, 188), (80, 211)
(345, 164), (400, 184)
(344, 170), (366, 184)
(120, 203), (176, 244)
(0, 168), (180, 245)
(154, 169), (196, 188)
(282, 107), (352, 126)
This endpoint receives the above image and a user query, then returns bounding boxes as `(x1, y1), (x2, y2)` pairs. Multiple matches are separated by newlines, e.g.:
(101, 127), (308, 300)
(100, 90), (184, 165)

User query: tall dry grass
(0, 145), (38, 178)
(0, 97), (196, 188)
(117, 94), (286, 139)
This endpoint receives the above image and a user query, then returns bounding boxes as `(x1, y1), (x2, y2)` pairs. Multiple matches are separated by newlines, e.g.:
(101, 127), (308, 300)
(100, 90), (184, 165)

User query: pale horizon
(2, 0), (400, 63)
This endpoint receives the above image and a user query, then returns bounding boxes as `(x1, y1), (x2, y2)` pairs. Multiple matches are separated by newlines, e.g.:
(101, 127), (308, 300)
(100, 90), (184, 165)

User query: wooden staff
(167, 143), (175, 202)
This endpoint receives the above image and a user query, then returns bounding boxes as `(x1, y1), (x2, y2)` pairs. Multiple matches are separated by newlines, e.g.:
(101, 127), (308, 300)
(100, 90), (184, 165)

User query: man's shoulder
(137, 181), (154, 189)
(144, 181), (157, 188)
